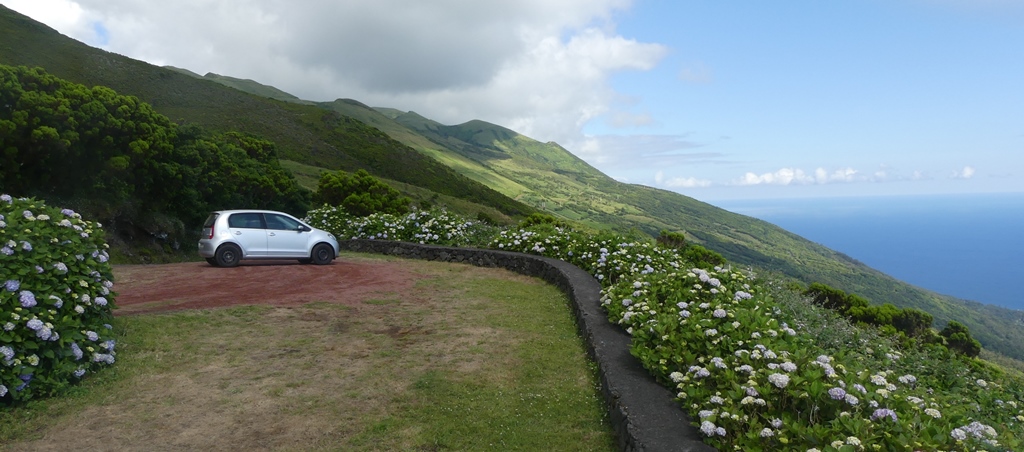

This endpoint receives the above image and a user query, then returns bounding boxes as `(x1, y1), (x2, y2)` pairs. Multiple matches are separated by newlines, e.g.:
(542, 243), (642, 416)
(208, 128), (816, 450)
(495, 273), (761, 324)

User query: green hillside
(1, 5), (1022, 362)
(0, 5), (533, 220)
(368, 110), (1024, 362)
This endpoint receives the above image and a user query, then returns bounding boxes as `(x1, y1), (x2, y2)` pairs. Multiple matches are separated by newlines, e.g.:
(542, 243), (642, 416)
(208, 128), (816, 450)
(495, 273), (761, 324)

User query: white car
(197, 210), (339, 267)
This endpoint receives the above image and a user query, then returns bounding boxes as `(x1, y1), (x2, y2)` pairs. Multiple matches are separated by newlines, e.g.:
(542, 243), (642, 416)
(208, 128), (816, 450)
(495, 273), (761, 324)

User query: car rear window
(228, 212), (264, 229)
(202, 213), (219, 228)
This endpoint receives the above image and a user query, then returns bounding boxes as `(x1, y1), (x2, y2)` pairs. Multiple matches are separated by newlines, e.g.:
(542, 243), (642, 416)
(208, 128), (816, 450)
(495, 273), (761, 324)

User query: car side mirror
(298, 225), (311, 232)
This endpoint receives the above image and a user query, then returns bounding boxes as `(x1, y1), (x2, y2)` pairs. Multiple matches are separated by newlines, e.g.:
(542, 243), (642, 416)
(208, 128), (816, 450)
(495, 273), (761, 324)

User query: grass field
(0, 258), (615, 451)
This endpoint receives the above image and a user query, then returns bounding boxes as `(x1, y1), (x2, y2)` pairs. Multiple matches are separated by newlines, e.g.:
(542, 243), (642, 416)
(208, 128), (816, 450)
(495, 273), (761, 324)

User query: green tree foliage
(656, 230), (687, 249)
(682, 244), (727, 269)
(803, 282), (974, 352)
(941, 321), (982, 358)
(893, 308), (934, 339)
(518, 213), (572, 229)
(315, 169), (410, 217)
(0, 64), (309, 239)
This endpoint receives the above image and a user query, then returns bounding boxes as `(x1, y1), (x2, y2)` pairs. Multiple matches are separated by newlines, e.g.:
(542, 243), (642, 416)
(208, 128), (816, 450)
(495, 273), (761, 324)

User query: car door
(263, 213), (310, 257)
(227, 212), (268, 256)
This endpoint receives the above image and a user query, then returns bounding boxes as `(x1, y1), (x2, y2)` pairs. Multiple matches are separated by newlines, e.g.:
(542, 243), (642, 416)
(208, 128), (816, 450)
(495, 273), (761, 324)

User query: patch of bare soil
(114, 257), (425, 315)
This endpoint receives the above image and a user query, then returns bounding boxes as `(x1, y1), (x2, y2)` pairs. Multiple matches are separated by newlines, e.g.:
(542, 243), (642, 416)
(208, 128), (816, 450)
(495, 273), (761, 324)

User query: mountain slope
(374, 109), (1024, 360)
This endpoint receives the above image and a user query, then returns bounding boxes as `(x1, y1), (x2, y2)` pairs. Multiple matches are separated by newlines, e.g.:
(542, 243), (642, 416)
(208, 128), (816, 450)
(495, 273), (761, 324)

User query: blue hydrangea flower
(73, 368), (86, 378)
(4, 280), (19, 292)
(71, 342), (83, 360)
(26, 318), (44, 331)
(0, 194), (11, 203)
(36, 326), (52, 341)
(60, 208), (75, 216)
(19, 290), (37, 308)
(871, 408), (898, 422)
(85, 331), (99, 341)
(828, 387), (847, 400)
(0, 345), (14, 361)
(95, 297), (108, 306)
(15, 374), (32, 391)
(0, 384), (7, 397)
(21, 241), (32, 251)
(0, 246), (11, 255)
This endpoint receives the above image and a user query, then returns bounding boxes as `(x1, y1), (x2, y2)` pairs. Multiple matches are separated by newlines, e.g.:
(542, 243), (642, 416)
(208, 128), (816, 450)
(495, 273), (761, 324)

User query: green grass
(0, 258), (615, 451)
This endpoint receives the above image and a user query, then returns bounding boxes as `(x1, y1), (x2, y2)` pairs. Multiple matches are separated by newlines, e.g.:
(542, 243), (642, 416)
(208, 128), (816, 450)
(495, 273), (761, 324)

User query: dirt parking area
(114, 255), (428, 315)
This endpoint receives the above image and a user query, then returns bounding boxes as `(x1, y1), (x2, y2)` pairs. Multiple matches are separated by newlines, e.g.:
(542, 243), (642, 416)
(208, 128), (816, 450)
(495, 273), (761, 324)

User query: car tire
(205, 258), (219, 266)
(215, 243), (242, 268)
(311, 243), (334, 265)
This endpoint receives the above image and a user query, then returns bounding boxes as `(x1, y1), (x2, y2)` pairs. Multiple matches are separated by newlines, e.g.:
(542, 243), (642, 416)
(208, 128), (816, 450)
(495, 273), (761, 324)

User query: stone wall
(338, 239), (714, 452)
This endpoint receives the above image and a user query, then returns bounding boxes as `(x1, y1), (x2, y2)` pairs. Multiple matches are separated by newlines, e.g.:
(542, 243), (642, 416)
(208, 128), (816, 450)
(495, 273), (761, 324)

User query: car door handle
(234, 231), (242, 235)
(268, 232), (276, 236)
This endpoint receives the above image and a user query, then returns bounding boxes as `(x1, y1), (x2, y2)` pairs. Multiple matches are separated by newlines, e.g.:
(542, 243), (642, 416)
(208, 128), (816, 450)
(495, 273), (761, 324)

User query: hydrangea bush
(0, 195), (117, 403)
(305, 205), (498, 247)
(315, 210), (1024, 450)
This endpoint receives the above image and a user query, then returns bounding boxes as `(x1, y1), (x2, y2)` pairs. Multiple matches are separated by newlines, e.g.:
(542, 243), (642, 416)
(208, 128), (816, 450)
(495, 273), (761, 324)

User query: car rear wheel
(311, 243), (334, 265)
(215, 243), (242, 268)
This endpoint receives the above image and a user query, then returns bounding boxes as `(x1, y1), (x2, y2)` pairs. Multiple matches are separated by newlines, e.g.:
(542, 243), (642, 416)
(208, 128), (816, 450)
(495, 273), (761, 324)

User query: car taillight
(207, 225), (214, 239)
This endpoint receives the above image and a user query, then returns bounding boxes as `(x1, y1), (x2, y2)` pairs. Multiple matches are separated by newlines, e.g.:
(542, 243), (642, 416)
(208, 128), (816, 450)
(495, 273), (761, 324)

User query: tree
(315, 169), (410, 216)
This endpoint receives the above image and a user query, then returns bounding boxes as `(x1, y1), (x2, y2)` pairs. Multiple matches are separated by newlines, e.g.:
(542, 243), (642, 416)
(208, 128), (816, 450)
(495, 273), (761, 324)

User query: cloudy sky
(3, 0), (1023, 201)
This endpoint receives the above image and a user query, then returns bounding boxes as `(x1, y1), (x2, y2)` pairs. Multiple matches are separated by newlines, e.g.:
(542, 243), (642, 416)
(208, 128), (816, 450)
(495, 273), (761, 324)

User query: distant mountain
(2, 4), (1022, 361)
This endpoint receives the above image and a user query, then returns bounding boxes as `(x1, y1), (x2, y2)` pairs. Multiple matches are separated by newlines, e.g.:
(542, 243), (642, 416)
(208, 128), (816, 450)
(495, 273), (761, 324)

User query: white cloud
(655, 171), (712, 188)
(1, 0), (102, 41)
(571, 134), (723, 169)
(950, 165), (976, 179)
(735, 167), (861, 186)
(1, 0), (667, 148)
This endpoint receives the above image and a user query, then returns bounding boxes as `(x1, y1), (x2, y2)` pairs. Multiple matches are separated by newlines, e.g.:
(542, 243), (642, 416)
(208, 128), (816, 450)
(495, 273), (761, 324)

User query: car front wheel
(215, 243), (242, 268)
(311, 243), (334, 265)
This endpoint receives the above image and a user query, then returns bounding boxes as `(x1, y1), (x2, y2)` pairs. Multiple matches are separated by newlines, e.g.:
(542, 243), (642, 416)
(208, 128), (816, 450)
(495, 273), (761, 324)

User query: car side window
(265, 213), (303, 231)
(228, 213), (264, 229)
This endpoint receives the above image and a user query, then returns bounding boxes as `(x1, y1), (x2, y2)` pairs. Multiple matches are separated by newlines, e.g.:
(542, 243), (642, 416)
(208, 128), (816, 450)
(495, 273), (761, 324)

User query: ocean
(714, 193), (1024, 312)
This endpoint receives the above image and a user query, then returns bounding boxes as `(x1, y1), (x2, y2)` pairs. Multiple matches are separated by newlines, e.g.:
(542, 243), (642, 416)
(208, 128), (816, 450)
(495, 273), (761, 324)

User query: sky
(3, 0), (1023, 201)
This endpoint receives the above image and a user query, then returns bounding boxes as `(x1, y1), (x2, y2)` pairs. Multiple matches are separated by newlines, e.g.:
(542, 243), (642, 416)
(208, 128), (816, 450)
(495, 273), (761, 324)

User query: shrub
(0, 195), (117, 403)
(517, 213), (572, 229)
(681, 244), (727, 269)
(942, 321), (982, 358)
(656, 230), (687, 249)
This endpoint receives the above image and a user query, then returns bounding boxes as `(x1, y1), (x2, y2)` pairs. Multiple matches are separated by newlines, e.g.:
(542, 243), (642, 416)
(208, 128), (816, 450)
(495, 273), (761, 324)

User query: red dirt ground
(113, 257), (425, 316)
